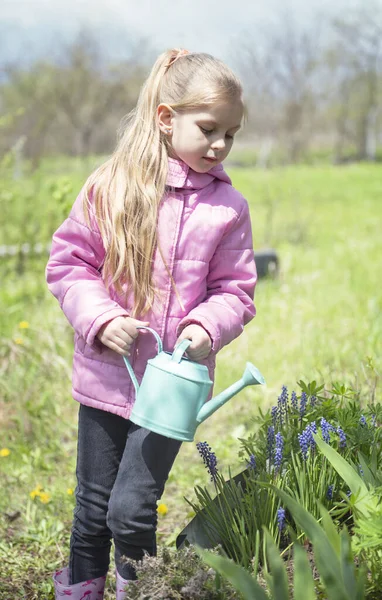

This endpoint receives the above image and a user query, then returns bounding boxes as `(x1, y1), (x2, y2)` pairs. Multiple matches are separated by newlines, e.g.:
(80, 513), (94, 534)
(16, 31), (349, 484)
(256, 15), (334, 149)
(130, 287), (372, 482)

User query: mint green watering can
(123, 327), (265, 442)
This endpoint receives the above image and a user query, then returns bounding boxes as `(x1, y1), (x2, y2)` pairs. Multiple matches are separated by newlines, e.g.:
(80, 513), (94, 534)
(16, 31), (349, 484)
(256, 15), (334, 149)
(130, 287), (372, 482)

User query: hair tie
(164, 49), (190, 71)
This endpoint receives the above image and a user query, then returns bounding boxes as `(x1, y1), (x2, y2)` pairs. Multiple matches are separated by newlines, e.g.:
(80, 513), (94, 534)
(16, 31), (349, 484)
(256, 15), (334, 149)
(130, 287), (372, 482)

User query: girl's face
(159, 98), (244, 173)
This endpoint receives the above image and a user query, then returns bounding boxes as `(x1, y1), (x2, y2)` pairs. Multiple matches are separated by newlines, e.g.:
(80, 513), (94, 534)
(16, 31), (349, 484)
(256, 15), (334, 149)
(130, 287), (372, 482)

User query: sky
(1, 0), (372, 67)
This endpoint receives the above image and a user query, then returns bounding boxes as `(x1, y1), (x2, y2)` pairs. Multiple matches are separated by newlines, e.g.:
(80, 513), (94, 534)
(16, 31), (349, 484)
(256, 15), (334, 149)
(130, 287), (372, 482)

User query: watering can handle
(122, 327), (163, 395)
(135, 326), (163, 353)
(171, 338), (192, 364)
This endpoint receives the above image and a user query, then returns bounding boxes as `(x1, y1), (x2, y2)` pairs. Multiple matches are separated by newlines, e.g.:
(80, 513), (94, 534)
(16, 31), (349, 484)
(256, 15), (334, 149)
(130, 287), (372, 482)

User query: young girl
(47, 48), (257, 599)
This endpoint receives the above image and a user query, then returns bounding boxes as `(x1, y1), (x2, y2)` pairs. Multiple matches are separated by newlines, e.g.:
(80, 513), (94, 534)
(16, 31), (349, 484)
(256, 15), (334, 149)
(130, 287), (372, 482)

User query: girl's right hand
(96, 317), (150, 356)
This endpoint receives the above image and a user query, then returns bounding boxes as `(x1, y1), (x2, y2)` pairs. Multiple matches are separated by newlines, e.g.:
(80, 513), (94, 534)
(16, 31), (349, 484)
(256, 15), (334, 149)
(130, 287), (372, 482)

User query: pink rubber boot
(53, 567), (106, 599)
(116, 570), (132, 600)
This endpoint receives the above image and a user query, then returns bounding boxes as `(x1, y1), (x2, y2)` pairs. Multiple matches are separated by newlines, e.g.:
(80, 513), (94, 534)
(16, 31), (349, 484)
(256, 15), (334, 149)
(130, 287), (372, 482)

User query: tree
(235, 13), (325, 163)
(0, 28), (150, 164)
(330, 2), (382, 161)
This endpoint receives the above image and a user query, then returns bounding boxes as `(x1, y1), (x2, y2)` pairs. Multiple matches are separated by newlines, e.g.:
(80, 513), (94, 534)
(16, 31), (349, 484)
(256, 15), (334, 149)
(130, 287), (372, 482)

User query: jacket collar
(166, 157), (231, 190)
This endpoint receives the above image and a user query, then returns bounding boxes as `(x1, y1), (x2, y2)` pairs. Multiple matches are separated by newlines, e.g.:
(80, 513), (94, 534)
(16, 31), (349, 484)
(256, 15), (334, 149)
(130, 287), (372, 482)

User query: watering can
(123, 327), (265, 442)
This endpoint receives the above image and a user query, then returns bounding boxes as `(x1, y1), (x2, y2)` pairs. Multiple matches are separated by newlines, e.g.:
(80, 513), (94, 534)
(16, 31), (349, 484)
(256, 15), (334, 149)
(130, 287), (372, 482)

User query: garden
(0, 154), (381, 598)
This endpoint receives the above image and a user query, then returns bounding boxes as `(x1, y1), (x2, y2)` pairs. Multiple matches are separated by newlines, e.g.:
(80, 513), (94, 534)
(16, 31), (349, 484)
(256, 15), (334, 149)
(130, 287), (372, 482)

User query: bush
(123, 546), (240, 599)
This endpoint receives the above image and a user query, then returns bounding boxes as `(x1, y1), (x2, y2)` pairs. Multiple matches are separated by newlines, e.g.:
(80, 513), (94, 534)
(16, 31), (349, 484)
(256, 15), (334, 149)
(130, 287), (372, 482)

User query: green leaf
(196, 547), (269, 600)
(340, 528), (357, 600)
(293, 543), (316, 600)
(264, 531), (289, 599)
(269, 486), (349, 600)
(357, 452), (376, 486)
(253, 529), (261, 581)
(320, 505), (341, 556)
(314, 435), (377, 518)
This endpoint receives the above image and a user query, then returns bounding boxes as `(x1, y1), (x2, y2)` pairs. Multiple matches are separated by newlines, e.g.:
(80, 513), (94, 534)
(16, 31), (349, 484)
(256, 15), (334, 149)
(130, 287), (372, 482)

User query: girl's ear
(157, 103), (174, 133)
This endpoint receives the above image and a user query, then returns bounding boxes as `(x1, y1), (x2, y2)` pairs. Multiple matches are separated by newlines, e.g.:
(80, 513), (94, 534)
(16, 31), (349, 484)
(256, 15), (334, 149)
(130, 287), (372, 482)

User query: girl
(47, 48), (257, 599)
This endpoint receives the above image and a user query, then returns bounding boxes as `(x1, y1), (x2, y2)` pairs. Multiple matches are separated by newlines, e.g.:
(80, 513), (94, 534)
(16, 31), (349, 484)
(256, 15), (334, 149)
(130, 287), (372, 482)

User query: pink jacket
(46, 158), (257, 419)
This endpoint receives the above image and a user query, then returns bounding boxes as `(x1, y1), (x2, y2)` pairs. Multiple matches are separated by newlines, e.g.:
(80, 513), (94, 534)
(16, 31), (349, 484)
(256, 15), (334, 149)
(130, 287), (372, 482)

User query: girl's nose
(211, 137), (226, 151)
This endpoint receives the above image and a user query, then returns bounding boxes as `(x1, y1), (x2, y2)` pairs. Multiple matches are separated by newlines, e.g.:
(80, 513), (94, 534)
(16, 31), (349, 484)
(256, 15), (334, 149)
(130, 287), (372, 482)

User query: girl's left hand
(176, 324), (212, 361)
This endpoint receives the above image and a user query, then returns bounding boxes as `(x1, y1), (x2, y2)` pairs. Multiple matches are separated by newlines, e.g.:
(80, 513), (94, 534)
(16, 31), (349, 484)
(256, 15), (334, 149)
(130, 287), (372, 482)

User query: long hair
(84, 49), (243, 317)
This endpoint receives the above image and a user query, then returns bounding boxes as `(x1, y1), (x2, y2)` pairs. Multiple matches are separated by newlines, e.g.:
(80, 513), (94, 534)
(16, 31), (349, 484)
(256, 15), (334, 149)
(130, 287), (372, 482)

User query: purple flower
(306, 423), (317, 450)
(337, 427), (347, 448)
(277, 386), (288, 425)
(320, 418), (332, 443)
(248, 454), (256, 470)
(196, 441), (218, 482)
(309, 421), (317, 436)
(310, 395), (317, 408)
(358, 464), (364, 477)
(298, 423), (316, 460)
(299, 392), (308, 421)
(271, 406), (278, 428)
(291, 391), (298, 411)
(267, 425), (275, 464)
(359, 415), (367, 427)
(327, 484), (334, 500)
(277, 507), (286, 532)
(298, 430), (309, 461)
(274, 432), (284, 471)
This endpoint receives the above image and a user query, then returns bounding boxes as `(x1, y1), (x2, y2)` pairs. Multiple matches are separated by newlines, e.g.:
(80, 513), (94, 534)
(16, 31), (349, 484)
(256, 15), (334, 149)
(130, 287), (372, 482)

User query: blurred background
(2, 0), (382, 166)
(1, 1), (382, 598)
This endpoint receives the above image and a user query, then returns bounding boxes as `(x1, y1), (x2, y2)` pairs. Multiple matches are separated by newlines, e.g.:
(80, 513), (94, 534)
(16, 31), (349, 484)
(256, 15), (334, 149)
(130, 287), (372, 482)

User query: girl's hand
(176, 324), (212, 361)
(96, 317), (149, 356)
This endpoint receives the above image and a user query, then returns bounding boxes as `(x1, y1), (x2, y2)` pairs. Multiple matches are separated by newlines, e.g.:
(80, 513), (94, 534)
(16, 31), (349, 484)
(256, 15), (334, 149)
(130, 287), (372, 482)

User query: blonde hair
(84, 49), (243, 317)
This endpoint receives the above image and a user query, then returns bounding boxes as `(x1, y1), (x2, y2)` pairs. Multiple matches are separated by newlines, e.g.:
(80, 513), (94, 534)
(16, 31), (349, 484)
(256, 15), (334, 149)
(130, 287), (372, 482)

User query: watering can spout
(196, 362), (265, 424)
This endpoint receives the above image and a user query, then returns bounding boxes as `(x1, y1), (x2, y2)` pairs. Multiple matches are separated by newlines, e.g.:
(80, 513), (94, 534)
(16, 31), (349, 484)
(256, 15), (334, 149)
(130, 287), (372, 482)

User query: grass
(0, 159), (381, 598)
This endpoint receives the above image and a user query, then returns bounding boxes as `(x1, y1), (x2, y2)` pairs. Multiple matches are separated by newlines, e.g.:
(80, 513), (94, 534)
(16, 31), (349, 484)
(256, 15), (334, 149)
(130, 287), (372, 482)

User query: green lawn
(0, 160), (381, 598)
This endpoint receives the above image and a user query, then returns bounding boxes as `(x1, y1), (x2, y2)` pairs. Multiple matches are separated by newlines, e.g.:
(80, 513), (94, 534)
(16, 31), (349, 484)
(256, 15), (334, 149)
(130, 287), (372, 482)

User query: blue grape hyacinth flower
(298, 430), (309, 461)
(310, 395), (317, 408)
(277, 385), (288, 425)
(277, 507), (286, 532)
(267, 425), (275, 463)
(320, 417), (332, 443)
(299, 392), (308, 421)
(271, 405), (278, 428)
(291, 391), (298, 411)
(298, 422), (317, 460)
(248, 454), (256, 470)
(196, 441), (218, 483)
(274, 432), (284, 471)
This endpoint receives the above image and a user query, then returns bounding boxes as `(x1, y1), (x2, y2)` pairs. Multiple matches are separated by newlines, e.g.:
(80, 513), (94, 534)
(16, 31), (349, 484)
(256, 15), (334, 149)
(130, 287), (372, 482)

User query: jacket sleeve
(177, 198), (257, 353)
(45, 189), (129, 348)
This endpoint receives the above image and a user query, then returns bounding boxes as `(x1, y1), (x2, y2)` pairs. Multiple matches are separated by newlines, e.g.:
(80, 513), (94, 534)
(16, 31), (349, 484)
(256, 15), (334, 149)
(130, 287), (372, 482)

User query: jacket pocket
(75, 333), (104, 356)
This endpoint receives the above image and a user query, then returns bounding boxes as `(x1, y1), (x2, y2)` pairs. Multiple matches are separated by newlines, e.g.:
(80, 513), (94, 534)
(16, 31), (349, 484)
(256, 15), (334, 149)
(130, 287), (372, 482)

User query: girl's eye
(200, 127), (213, 135)
(226, 134), (234, 140)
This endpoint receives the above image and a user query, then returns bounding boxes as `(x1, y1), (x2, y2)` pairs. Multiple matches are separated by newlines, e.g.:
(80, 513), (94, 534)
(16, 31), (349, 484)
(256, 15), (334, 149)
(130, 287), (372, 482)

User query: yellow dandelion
(14, 337), (24, 345)
(18, 321), (30, 329)
(30, 484), (43, 499)
(67, 488), (74, 495)
(39, 492), (51, 504)
(157, 503), (168, 516)
(0, 448), (10, 457)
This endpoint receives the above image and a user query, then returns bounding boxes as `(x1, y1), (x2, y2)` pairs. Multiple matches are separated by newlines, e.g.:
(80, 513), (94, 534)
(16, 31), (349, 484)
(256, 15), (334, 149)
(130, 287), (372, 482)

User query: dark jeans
(69, 405), (181, 584)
